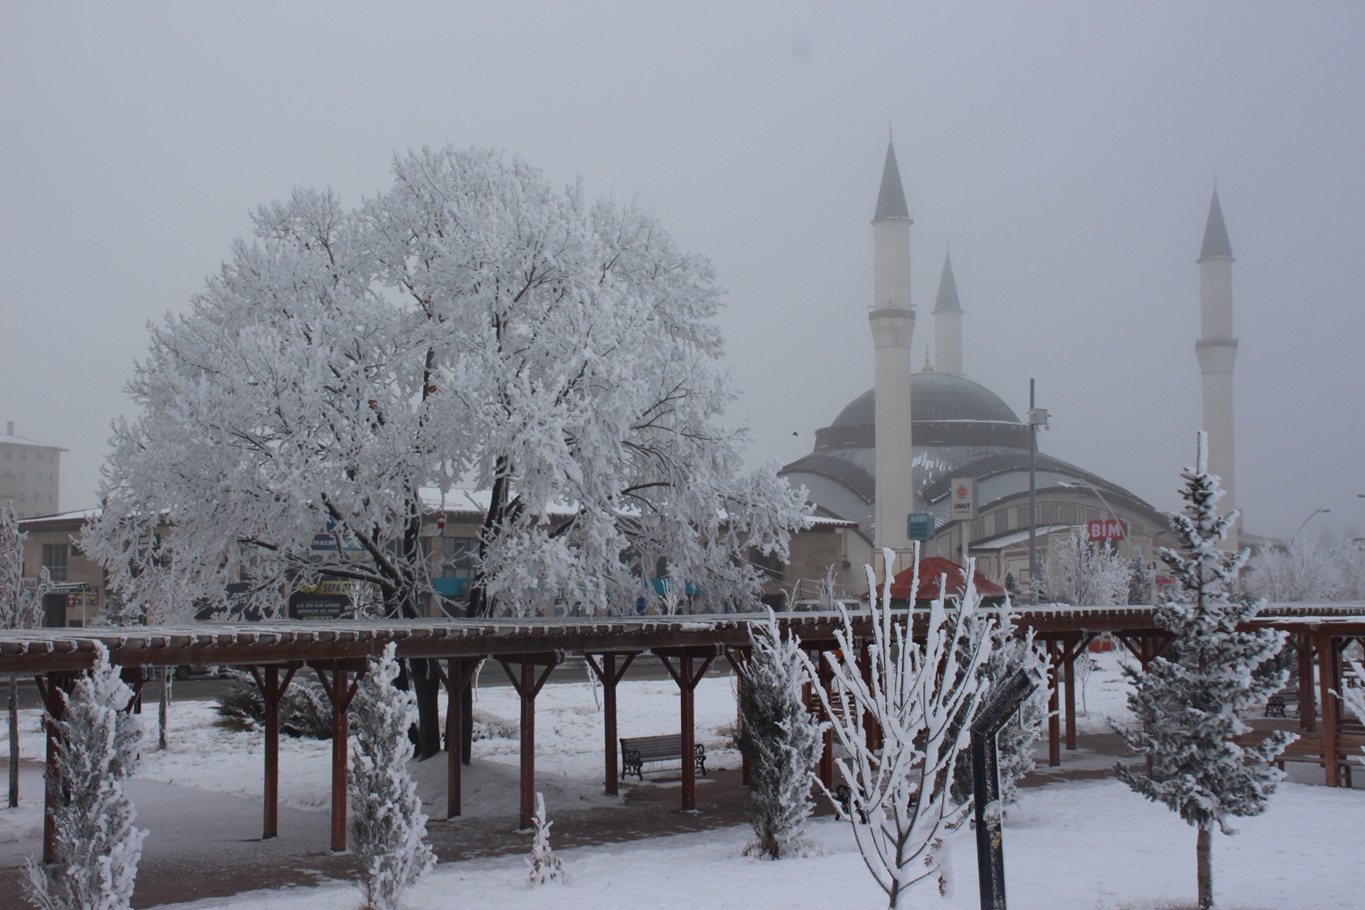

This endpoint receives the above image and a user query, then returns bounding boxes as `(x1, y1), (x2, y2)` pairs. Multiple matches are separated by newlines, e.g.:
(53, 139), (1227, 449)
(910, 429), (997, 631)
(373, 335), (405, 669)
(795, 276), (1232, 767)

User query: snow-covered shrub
(1126, 556), (1153, 604)
(24, 643), (146, 910)
(1344, 661), (1365, 768)
(737, 610), (823, 859)
(526, 792), (567, 886)
(1244, 536), (1344, 602)
(350, 644), (433, 910)
(214, 669), (333, 739)
(1115, 433), (1295, 910)
(1045, 533), (1128, 605)
(801, 547), (995, 908)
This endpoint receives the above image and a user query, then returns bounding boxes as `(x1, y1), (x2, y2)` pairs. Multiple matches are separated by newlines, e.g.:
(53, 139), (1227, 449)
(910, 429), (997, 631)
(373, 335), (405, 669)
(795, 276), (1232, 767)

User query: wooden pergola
(4, 603), (1361, 863)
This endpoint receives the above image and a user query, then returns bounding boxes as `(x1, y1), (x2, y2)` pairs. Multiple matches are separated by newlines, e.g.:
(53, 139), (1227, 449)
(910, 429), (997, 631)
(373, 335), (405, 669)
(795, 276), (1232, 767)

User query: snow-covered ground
(3, 649), (1361, 909)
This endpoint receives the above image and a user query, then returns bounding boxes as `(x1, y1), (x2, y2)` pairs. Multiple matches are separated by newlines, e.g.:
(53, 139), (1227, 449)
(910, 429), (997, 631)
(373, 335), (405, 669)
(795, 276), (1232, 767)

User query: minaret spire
(933, 249), (963, 375)
(869, 137), (916, 557)
(1196, 185), (1239, 547)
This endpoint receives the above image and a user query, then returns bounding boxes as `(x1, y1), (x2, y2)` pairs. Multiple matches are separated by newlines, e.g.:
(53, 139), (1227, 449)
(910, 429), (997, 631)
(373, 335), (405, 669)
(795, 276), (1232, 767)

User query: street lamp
(1027, 379), (1049, 605)
(1291, 507), (1330, 545)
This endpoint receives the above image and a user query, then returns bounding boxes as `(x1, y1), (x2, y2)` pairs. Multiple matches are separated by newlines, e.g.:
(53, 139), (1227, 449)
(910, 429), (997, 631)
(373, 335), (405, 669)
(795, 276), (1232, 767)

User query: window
(42, 543), (69, 582)
(440, 537), (480, 578)
(1039, 502), (1057, 524)
(1059, 503), (1078, 524)
(748, 547), (783, 583)
(971, 518), (985, 541)
(17, 471), (24, 482)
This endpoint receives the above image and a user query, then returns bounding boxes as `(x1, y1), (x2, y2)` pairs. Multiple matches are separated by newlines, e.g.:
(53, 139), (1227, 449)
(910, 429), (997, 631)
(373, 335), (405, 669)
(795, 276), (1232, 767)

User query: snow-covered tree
(1045, 532), (1128, 605)
(82, 146), (808, 758)
(350, 644), (433, 910)
(1126, 555), (1153, 604)
(1115, 433), (1294, 910)
(801, 547), (995, 908)
(1244, 536), (1344, 602)
(1336, 542), (1365, 600)
(24, 643), (146, 910)
(525, 792), (566, 886)
(2, 506), (52, 808)
(737, 610), (823, 859)
(950, 610), (1047, 811)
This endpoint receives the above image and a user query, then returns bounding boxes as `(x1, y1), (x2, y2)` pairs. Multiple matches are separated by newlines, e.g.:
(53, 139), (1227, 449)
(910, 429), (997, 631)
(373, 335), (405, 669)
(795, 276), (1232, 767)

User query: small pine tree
(737, 610), (823, 859)
(350, 644), (434, 910)
(1126, 555), (1153, 604)
(1115, 433), (1294, 910)
(526, 791), (566, 885)
(24, 643), (146, 910)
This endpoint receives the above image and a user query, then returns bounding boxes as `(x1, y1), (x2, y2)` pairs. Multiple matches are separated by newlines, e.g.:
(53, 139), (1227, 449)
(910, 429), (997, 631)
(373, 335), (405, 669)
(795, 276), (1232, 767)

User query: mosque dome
(814, 372), (1030, 452)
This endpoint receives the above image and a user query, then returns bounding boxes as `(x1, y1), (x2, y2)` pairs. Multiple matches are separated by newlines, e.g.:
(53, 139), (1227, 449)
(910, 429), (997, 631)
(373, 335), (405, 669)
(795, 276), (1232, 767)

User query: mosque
(776, 141), (1240, 600)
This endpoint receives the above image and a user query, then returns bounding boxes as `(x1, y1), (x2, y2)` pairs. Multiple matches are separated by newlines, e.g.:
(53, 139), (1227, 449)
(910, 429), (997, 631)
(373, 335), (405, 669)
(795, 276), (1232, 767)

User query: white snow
(2, 651), (1361, 909)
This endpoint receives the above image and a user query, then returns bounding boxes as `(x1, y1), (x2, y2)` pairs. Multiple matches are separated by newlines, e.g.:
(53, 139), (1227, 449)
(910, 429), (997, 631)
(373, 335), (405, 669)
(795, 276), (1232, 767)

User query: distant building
(1, 421), (65, 519)
(777, 141), (1219, 600)
(18, 509), (105, 627)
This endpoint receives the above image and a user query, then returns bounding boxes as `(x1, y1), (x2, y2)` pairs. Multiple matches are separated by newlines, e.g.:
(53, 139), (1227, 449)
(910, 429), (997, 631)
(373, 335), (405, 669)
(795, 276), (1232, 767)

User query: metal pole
(1028, 379), (1038, 605)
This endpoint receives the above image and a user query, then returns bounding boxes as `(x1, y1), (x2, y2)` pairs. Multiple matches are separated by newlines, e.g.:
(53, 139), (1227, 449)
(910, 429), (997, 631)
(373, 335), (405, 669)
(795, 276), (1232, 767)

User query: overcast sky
(3, 2), (1363, 540)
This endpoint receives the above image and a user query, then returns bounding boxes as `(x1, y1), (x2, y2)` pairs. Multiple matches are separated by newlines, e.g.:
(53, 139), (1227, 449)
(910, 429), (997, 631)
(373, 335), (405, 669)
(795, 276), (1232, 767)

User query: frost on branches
(737, 610), (823, 859)
(3, 506), (53, 808)
(1115, 433), (1294, 910)
(801, 547), (994, 909)
(1045, 532), (1129, 605)
(350, 644), (434, 910)
(526, 792), (567, 886)
(1344, 661), (1365, 768)
(24, 644), (146, 910)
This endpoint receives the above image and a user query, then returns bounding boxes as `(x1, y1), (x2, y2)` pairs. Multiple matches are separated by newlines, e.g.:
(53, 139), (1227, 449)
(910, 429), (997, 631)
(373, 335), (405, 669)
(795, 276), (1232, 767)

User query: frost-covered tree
(737, 610), (823, 859)
(1126, 555), (1153, 604)
(350, 644), (433, 910)
(1115, 433), (1294, 910)
(2, 506), (52, 808)
(1336, 542), (1365, 600)
(1045, 532), (1128, 605)
(950, 610), (1047, 811)
(525, 792), (566, 886)
(1244, 536), (1344, 603)
(24, 643), (146, 910)
(801, 547), (995, 908)
(82, 146), (808, 758)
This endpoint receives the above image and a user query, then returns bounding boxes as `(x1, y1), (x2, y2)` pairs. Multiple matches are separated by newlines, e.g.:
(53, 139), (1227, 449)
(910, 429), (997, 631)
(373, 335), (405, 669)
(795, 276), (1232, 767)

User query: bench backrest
(621, 734), (684, 760)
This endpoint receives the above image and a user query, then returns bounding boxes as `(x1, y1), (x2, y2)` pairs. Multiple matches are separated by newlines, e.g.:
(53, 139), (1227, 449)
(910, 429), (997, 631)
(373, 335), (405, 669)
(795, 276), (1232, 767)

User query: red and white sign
(950, 478), (976, 521)
(1088, 518), (1126, 541)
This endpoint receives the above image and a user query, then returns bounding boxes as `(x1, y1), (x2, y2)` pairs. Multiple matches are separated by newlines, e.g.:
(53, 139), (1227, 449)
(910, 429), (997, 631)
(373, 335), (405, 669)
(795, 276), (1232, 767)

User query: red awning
(874, 556), (1007, 602)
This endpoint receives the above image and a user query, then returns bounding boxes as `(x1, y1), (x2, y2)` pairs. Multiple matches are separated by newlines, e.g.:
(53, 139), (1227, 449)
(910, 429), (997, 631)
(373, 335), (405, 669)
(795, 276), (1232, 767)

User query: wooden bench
(619, 734), (707, 781)
(1265, 694), (1287, 717)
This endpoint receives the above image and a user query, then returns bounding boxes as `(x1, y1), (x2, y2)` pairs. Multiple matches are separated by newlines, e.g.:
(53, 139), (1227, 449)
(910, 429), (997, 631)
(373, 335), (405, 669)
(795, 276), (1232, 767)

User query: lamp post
(1027, 379), (1049, 605)
(1291, 507), (1330, 545)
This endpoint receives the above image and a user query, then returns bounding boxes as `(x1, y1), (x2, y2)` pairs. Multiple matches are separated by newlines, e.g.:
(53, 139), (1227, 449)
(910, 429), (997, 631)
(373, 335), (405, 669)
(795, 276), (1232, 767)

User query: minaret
(1196, 186), (1239, 548)
(933, 249), (963, 376)
(870, 138), (916, 553)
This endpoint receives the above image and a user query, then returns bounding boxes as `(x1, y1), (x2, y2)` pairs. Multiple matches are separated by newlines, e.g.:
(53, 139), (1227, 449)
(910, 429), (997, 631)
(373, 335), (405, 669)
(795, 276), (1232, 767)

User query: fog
(3, 2), (1362, 540)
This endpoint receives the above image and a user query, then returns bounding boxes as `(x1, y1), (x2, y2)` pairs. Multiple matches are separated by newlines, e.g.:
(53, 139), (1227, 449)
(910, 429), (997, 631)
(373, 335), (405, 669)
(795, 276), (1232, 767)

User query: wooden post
(35, 673), (72, 865)
(585, 652), (638, 796)
(656, 648), (715, 813)
(498, 655), (560, 829)
(1314, 631), (1341, 787)
(818, 655), (835, 788)
(313, 663), (363, 852)
(1063, 635), (1078, 751)
(249, 665), (297, 839)
(1046, 638), (1062, 767)
(1296, 633), (1316, 733)
(723, 647), (750, 786)
(433, 658), (482, 818)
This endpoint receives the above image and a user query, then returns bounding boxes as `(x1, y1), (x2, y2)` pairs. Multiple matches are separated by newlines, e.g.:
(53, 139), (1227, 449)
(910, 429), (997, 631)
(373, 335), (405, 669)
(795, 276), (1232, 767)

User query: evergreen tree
(525, 792), (566, 885)
(1126, 555), (1153, 604)
(1115, 433), (1294, 910)
(737, 610), (823, 859)
(24, 643), (146, 910)
(350, 644), (434, 910)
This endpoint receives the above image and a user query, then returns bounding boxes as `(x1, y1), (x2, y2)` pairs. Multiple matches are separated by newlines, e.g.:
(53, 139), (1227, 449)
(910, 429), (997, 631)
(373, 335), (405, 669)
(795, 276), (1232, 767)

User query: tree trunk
(410, 658), (442, 760)
(159, 669), (172, 751)
(1197, 824), (1213, 910)
(7, 676), (18, 808)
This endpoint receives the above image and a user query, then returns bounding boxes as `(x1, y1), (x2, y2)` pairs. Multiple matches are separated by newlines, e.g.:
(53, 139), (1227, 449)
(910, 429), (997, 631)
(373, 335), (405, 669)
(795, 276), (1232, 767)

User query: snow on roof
(0, 430), (66, 451)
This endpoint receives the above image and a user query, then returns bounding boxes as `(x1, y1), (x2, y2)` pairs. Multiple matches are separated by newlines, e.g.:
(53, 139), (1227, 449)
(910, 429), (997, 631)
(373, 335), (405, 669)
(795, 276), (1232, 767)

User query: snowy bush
(1045, 533), (1128, 605)
(801, 547), (995, 908)
(350, 644), (434, 910)
(1115, 433), (1295, 910)
(737, 610), (823, 859)
(1344, 660), (1365, 768)
(24, 643), (147, 910)
(526, 792), (567, 886)
(214, 668), (333, 739)
(1244, 536), (1344, 602)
